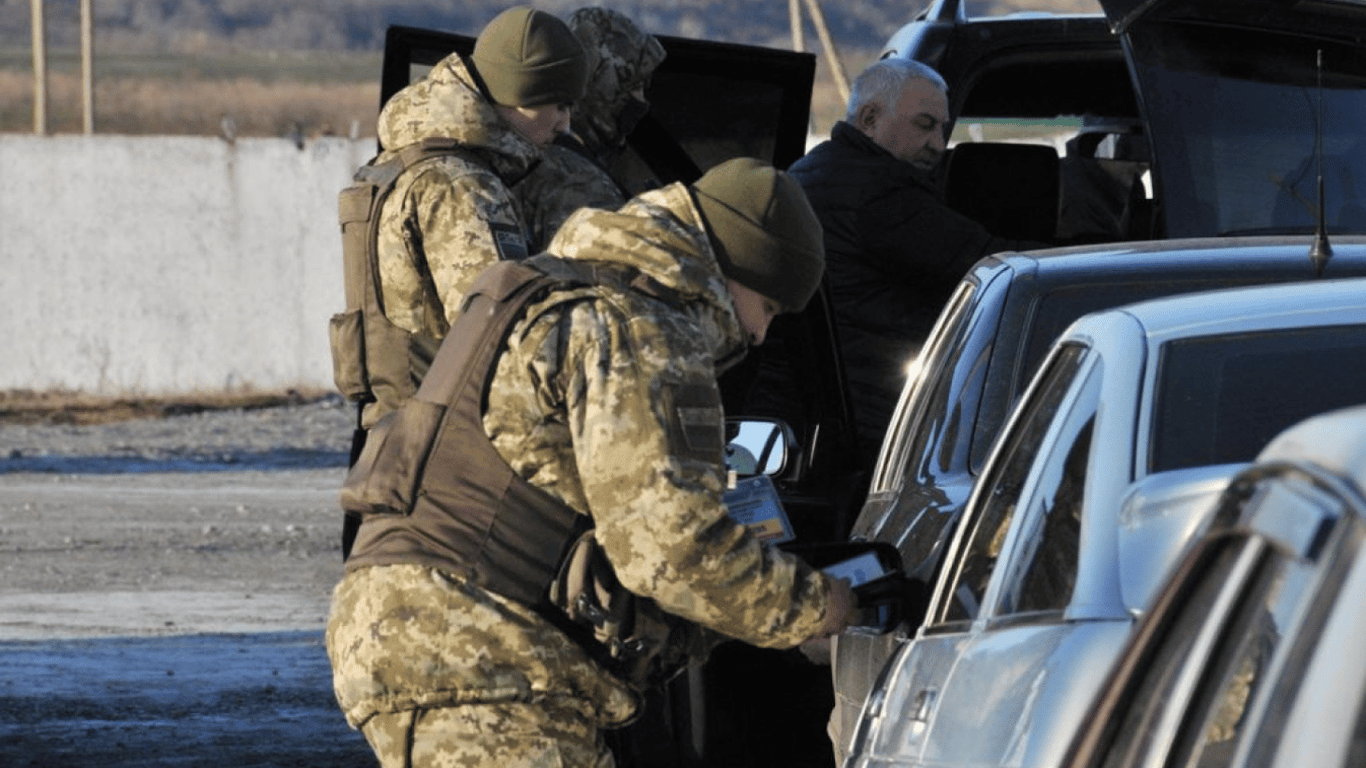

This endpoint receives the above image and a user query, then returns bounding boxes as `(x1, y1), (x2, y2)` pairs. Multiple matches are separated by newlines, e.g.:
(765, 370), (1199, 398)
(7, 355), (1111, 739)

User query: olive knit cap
(692, 157), (826, 313)
(472, 6), (589, 107)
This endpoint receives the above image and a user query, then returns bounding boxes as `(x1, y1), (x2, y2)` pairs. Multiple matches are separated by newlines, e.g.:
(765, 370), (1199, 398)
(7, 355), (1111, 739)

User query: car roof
(999, 235), (1366, 283)
(1089, 273), (1366, 340)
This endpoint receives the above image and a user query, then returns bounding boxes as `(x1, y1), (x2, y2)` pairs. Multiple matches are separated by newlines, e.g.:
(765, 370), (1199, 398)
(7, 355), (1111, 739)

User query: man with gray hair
(785, 57), (1042, 467)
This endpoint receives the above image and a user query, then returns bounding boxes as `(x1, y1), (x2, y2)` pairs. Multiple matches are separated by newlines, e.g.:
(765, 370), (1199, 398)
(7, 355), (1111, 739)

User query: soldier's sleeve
(410, 165), (530, 325)
(560, 299), (831, 649)
(516, 147), (626, 253)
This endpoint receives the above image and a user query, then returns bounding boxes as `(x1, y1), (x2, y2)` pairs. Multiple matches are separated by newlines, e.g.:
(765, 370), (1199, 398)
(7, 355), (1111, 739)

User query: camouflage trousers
(361, 701), (616, 768)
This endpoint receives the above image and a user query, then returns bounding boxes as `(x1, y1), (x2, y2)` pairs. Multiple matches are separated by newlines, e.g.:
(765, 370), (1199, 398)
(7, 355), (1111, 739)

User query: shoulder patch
(663, 383), (724, 464)
(490, 221), (530, 262)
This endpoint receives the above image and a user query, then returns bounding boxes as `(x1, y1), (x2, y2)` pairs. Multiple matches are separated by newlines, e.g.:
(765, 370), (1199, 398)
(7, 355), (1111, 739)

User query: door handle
(911, 688), (937, 723)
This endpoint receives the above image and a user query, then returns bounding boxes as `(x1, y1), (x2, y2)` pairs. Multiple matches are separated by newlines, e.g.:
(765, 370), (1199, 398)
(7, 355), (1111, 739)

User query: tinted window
(939, 343), (1090, 625)
(1130, 23), (1366, 237)
(996, 416), (1095, 617)
(1095, 537), (1277, 768)
(964, 0), (1103, 17)
(874, 281), (983, 494)
(1168, 476), (1341, 768)
(974, 277), (1264, 476)
(1023, 280), (1280, 392)
(1152, 324), (1366, 472)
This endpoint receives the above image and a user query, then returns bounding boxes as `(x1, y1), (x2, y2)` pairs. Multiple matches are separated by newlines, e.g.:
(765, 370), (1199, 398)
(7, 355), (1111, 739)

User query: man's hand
(815, 576), (858, 639)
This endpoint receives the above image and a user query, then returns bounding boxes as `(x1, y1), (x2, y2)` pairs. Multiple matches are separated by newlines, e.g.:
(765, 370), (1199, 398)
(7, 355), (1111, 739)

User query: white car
(841, 277), (1366, 768)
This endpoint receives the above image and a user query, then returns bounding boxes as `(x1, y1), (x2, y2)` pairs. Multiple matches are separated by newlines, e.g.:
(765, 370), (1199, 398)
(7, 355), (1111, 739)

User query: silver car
(1061, 403), (1366, 768)
(841, 277), (1366, 768)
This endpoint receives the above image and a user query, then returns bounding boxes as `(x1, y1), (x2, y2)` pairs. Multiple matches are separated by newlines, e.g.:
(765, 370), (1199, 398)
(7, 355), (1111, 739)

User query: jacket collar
(546, 183), (750, 369)
(376, 53), (541, 182)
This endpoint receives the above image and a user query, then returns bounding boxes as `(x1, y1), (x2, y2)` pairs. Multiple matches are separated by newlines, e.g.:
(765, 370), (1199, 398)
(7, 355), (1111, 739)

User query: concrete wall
(1, 134), (374, 397)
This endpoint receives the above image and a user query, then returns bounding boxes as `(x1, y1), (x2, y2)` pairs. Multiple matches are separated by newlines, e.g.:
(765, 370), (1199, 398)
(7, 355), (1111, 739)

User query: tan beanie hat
(472, 6), (589, 107)
(692, 158), (826, 313)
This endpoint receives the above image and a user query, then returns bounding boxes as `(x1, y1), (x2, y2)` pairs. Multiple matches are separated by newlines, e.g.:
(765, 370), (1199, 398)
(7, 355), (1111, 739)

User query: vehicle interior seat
(1056, 124), (1152, 242)
(944, 141), (1060, 244)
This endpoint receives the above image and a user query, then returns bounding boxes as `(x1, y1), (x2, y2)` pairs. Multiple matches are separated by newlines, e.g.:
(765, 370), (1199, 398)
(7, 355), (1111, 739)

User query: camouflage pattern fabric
(362, 702), (615, 768)
(567, 7), (666, 158)
(365, 51), (540, 426)
(516, 141), (624, 252)
(327, 181), (835, 737)
(328, 564), (640, 729)
(512, 9), (666, 250)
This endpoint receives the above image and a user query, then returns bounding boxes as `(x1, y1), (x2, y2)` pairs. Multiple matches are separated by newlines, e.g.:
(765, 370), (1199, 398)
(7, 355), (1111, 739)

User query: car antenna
(1310, 48), (1333, 276)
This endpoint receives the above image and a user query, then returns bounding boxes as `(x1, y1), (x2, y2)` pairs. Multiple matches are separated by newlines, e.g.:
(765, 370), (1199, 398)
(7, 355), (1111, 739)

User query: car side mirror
(725, 417), (797, 477)
(781, 541), (929, 634)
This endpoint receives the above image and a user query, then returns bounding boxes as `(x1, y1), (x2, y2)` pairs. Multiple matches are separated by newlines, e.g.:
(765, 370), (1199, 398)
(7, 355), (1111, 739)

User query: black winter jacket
(787, 121), (1037, 463)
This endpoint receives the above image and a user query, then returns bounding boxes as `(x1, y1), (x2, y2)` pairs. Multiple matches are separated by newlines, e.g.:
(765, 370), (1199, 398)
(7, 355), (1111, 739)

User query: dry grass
(0, 388), (339, 426)
(0, 67), (379, 137)
(1, 44), (858, 139)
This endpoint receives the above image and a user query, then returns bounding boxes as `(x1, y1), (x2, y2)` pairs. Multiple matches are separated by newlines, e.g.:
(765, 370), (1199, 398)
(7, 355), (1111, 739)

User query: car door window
(1085, 472), (1344, 768)
(872, 280), (984, 493)
(936, 342), (1091, 626)
(994, 406), (1097, 618)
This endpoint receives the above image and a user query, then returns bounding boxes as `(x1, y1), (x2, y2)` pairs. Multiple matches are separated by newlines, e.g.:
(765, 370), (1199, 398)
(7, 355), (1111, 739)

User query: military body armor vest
(341, 254), (696, 690)
(327, 138), (480, 427)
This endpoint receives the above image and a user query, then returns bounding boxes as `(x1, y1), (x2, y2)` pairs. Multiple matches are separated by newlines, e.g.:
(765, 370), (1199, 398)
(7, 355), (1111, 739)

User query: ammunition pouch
(548, 530), (696, 691)
(329, 138), (472, 424)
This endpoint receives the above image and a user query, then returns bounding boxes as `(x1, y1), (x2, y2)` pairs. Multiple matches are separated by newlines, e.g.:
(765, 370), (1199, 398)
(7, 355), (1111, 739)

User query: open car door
(378, 25), (864, 768)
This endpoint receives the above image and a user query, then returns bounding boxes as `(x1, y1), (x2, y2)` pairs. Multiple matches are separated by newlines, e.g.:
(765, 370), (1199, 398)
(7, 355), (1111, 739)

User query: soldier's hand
(815, 576), (858, 639)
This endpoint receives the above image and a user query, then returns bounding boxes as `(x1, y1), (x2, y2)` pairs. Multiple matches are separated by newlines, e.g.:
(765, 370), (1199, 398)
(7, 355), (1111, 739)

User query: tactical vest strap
(344, 256), (605, 604)
(342, 254), (697, 689)
(328, 138), (481, 411)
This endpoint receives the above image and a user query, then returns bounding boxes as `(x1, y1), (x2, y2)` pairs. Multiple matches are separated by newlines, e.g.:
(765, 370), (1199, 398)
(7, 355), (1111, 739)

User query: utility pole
(31, 0), (48, 135)
(81, 0), (94, 133)
(803, 0), (849, 106)
(788, 0), (850, 107)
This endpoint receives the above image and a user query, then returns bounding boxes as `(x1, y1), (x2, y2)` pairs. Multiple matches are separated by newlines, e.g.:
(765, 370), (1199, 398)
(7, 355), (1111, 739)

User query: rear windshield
(1152, 324), (1366, 472)
(1130, 22), (1366, 238)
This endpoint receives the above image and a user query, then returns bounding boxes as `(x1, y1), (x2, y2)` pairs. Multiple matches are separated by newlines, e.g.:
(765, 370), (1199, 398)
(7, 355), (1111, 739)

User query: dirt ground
(0, 393), (377, 766)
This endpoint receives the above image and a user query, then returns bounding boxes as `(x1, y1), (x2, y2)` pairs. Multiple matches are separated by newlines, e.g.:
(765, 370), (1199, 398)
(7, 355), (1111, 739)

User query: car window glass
(1095, 537), (1255, 768)
(1096, 474), (1338, 768)
(1022, 280), (1270, 398)
(873, 281), (981, 493)
(995, 408), (1097, 618)
(1177, 513), (1333, 768)
(937, 342), (1089, 626)
(1179, 574), (1290, 768)
(1152, 324), (1366, 473)
(964, 0), (1103, 16)
(1129, 23), (1366, 238)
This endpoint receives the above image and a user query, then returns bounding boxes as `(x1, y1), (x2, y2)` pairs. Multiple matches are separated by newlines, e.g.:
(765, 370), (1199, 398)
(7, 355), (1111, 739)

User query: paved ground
(0, 397), (377, 766)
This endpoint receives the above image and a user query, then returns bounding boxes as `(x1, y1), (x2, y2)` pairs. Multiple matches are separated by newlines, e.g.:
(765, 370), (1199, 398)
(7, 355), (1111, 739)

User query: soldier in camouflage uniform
(327, 158), (858, 767)
(515, 7), (667, 251)
(359, 5), (588, 427)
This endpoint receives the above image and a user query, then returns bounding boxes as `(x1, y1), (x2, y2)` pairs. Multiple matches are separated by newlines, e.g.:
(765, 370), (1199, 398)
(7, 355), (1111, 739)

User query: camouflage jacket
(364, 53), (540, 424)
(512, 7), (667, 251)
(514, 139), (625, 252)
(327, 182), (836, 730)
